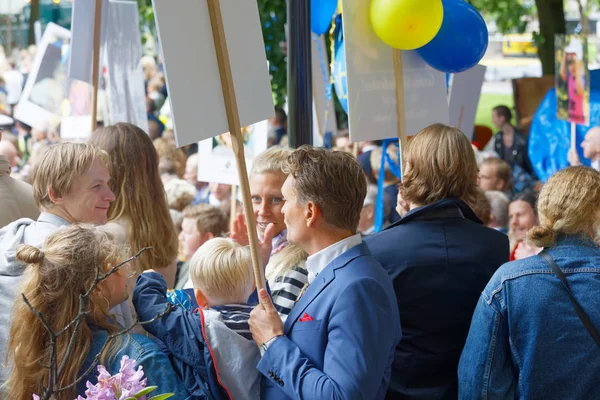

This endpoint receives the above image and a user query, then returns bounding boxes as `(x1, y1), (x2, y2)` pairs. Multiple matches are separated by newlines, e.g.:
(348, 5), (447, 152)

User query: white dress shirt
(305, 234), (362, 284)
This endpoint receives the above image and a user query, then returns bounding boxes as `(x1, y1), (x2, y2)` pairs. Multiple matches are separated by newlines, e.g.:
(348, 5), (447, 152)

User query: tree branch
(56, 303), (175, 393)
(21, 247), (154, 399)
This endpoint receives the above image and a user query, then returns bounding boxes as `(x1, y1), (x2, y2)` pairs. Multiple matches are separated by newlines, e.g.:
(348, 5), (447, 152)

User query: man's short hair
(283, 146), (367, 232)
(182, 204), (228, 237)
(402, 123), (479, 208)
(485, 190), (510, 227)
(32, 143), (110, 209)
(189, 238), (254, 304)
(481, 157), (513, 193)
(493, 105), (512, 123)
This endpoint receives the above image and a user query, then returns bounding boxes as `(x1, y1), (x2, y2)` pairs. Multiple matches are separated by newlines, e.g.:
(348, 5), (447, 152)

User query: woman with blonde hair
(365, 123), (509, 399)
(89, 123), (179, 288)
(460, 166), (600, 399)
(0, 142), (115, 389)
(6, 225), (188, 399)
(232, 146), (308, 321)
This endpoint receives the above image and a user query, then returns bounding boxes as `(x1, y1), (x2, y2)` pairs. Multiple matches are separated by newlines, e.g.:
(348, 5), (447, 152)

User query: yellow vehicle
(502, 34), (538, 56)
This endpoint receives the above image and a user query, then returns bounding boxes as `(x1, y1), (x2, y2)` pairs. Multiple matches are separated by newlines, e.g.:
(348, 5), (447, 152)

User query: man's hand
(249, 289), (284, 347)
(568, 148), (582, 166)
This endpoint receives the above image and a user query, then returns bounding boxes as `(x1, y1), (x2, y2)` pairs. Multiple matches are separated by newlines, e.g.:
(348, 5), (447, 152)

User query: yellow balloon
(370, 0), (444, 50)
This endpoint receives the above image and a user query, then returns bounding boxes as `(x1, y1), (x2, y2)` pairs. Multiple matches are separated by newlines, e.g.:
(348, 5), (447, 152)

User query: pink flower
(80, 356), (147, 400)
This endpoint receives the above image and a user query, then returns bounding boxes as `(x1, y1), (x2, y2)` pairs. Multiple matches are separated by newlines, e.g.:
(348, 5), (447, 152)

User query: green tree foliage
(468, 0), (566, 75)
(468, 0), (532, 33)
(136, 0), (288, 107)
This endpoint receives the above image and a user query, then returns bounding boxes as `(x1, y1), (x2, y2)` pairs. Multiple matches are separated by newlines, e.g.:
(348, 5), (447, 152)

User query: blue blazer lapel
(284, 243), (371, 332)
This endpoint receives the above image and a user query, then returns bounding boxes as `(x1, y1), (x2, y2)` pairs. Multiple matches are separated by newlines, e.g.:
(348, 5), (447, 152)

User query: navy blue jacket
(365, 198), (509, 400)
(133, 273), (227, 399)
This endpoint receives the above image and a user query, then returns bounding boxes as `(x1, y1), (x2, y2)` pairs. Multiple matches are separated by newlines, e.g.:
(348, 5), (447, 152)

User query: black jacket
(492, 129), (536, 178)
(365, 198), (509, 400)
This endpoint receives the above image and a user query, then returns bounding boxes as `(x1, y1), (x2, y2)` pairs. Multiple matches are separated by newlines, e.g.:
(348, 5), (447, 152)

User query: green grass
(475, 93), (514, 130)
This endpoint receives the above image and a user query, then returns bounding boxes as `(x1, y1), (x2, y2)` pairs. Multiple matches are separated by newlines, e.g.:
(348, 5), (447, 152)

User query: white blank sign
(448, 65), (487, 140)
(341, 0), (449, 142)
(68, 0), (110, 84)
(153, 0), (275, 147)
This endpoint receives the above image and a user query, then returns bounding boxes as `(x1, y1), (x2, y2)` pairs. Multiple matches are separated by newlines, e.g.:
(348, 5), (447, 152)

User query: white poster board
(16, 23), (93, 137)
(341, 0), (449, 142)
(312, 34), (338, 141)
(68, 0), (110, 83)
(153, 0), (274, 148)
(104, 0), (148, 132)
(448, 64), (487, 140)
(197, 120), (268, 185)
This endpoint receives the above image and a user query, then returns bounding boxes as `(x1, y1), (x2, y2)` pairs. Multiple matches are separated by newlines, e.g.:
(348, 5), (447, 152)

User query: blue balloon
(333, 41), (348, 113)
(311, 0), (337, 36)
(417, 0), (488, 73)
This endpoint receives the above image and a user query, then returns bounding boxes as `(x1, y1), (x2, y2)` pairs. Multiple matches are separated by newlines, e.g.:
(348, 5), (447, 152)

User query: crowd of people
(0, 44), (599, 399)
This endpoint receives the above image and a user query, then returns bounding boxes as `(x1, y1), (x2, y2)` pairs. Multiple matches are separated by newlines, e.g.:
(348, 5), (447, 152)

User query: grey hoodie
(0, 212), (69, 385)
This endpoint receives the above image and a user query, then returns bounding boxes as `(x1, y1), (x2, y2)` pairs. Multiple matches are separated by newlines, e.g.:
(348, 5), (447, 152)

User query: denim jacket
(459, 234), (600, 399)
(79, 329), (190, 398)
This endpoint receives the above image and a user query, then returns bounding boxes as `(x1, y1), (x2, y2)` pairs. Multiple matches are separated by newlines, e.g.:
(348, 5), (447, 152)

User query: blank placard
(153, 0), (274, 147)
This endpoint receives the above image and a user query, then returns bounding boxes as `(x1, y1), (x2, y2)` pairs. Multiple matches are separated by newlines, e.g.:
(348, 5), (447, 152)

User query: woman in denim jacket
(459, 166), (600, 399)
(5, 225), (189, 399)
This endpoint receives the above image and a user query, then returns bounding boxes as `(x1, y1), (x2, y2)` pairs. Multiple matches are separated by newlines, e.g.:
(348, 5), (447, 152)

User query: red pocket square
(299, 313), (314, 322)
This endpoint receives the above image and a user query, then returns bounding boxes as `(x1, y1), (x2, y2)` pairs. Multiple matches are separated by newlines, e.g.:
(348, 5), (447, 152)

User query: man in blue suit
(366, 124), (510, 400)
(249, 146), (401, 399)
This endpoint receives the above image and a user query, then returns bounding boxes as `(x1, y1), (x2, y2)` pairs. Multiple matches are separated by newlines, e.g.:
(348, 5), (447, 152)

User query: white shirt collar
(305, 234), (362, 283)
(592, 158), (600, 172)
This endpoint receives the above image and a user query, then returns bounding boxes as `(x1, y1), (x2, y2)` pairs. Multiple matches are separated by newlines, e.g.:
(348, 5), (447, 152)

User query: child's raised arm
(132, 271), (205, 367)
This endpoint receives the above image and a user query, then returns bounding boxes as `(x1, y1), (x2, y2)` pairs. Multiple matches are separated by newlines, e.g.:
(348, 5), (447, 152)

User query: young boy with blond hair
(133, 238), (260, 400)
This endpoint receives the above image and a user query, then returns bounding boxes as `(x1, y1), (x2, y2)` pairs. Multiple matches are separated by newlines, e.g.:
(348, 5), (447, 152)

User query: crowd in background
(0, 47), (599, 399)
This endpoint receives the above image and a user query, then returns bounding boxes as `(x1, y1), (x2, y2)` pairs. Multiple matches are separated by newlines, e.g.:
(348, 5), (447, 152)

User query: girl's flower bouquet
(34, 356), (174, 400)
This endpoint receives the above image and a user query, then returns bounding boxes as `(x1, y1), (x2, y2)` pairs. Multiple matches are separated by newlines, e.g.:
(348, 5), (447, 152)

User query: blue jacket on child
(133, 272), (261, 400)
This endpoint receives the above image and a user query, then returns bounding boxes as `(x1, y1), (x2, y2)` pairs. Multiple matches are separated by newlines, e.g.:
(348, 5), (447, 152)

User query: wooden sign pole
(393, 49), (407, 171)
(207, 0), (265, 291)
(90, 0), (102, 132)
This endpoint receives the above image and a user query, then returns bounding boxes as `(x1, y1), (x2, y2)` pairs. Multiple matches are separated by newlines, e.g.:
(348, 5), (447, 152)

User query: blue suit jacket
(257, 242), (401, 399)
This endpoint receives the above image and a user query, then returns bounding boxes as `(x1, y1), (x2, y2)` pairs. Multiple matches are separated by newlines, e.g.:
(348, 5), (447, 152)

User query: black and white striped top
(211, 304), (254, 340)
(269, 265), (309, 321)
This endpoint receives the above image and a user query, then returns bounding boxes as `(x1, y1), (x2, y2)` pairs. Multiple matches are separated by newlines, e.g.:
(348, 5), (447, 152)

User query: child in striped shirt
(133, 238), (261, 400)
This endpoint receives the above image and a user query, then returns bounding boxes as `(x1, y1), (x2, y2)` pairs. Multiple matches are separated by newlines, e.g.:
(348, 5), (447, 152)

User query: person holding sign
(366, 124), (509, 399)
(560, 37), (586, 125)
(249, 146), (400, 399)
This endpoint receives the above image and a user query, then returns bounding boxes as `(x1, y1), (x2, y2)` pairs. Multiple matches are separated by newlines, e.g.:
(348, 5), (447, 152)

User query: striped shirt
(211, 304), (254, 340)
(269, 265), (309, 321)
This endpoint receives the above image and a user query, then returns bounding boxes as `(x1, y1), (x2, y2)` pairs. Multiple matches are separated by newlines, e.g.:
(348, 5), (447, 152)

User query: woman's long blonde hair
(6, 225), (129, 400)
(89, 123), (179, 271)
(528, 166), (600, 248)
